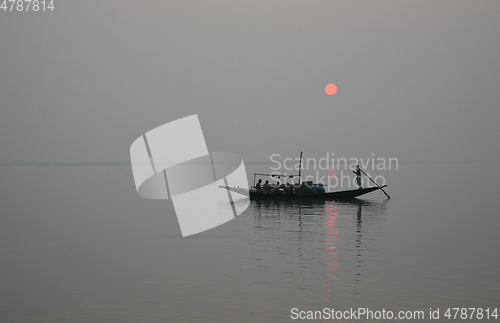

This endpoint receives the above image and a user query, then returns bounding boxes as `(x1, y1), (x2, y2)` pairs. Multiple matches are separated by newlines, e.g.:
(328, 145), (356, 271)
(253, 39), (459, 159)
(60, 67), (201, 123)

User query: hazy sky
(1, 0), (499, 165)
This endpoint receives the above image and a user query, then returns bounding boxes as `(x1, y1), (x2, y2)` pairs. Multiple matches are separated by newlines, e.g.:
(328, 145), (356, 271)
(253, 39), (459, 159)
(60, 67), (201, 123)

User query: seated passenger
(255, 179), (262, 190)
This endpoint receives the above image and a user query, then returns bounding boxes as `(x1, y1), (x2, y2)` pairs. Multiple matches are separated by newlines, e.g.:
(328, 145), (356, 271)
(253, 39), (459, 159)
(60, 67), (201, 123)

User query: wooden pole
(298, 151), (303, 185)
(359, 169), (391, 199)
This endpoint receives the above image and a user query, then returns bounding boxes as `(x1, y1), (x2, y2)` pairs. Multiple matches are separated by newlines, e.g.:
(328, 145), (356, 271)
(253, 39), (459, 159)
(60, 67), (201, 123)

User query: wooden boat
(222, 151), (389, 200)
(222, 185), (387, 200)
(248, 185), (387, 200)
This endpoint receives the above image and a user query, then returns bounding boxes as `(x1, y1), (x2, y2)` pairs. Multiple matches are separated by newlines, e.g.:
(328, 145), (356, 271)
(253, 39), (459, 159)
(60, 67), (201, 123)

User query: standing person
(353, 165), (362, 189)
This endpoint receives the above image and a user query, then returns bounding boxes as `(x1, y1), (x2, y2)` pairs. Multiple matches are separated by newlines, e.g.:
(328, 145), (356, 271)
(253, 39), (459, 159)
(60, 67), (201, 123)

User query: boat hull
(249, 186), (386, 200)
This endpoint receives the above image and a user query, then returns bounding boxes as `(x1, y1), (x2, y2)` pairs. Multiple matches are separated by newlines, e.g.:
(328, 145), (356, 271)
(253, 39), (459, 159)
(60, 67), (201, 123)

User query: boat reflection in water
(248, 197), (389, 307)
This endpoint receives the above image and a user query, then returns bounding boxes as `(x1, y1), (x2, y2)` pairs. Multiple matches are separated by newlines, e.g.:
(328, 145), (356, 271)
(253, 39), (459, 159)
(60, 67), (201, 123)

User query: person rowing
(353, 165), (362, 189)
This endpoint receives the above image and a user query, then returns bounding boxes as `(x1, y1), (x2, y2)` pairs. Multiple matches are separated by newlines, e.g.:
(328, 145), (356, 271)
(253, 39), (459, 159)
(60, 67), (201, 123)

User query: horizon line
(0, 160), (498, 166)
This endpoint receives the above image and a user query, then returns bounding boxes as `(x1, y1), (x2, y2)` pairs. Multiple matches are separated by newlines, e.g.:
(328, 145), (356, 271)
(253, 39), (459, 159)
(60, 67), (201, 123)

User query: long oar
(359, 169), (391, 199)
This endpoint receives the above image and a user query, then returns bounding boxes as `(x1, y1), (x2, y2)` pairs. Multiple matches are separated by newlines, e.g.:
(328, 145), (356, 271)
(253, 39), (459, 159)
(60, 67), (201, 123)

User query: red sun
(325, 84), (337, 95)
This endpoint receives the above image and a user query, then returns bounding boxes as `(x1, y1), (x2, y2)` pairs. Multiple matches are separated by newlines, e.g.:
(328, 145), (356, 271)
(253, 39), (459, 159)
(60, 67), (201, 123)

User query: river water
(0, 162), (498, 322)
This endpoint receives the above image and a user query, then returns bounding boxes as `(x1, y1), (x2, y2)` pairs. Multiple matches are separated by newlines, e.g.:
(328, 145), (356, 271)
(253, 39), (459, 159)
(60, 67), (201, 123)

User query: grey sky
(1, 0), (499, 165)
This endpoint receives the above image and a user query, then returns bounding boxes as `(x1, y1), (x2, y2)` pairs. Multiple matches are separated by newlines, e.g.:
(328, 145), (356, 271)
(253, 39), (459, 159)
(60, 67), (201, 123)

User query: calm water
(0, 163), (499, 322)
